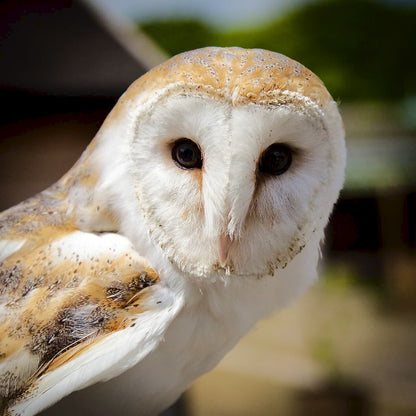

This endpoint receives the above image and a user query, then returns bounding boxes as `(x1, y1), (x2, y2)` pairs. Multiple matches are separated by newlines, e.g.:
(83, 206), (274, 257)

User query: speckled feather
(0, 190), (159, 410)
(122, 47), (332, 107)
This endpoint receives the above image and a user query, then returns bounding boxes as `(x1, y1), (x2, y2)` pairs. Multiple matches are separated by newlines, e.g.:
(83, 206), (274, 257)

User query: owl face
(96, 48), (345, 278)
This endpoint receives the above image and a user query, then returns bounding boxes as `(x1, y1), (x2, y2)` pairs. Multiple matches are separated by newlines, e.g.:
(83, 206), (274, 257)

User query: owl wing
(0, 225), (182, 416)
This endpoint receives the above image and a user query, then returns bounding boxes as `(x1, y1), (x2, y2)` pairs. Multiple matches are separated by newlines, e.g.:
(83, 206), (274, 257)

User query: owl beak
(218, 233), (233, 266)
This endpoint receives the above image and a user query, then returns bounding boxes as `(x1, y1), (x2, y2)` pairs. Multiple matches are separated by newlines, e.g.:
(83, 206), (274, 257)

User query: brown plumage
(0, 189), (159, 409)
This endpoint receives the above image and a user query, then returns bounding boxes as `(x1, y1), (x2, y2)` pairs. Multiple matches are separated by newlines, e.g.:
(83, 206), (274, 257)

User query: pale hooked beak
(218, 233), (233, 267)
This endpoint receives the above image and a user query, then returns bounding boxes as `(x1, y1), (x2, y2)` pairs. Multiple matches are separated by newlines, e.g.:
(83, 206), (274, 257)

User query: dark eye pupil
(177, 146), (195, 163)
(172, 139), (202, 169)
(259, 144), (292, 175)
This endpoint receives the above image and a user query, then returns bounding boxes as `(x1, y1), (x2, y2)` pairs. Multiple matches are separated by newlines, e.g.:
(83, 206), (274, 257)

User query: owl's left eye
(259, 143), (292, 176)
(171, 139), (203, 170)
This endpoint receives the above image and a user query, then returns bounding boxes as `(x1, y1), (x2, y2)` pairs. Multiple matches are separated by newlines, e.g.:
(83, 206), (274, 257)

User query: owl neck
(153, 240), (320, 386)
(54, 130), (132, 234)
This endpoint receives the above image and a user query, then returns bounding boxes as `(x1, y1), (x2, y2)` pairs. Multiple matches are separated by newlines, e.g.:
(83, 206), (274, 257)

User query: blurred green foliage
(140, 0), (415, 102)
(140, 20), (214, 59)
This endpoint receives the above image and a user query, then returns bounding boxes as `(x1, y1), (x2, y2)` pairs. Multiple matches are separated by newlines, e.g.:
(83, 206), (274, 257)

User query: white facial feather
(74, 47), (344, 281)
(113, 92), (344, 277)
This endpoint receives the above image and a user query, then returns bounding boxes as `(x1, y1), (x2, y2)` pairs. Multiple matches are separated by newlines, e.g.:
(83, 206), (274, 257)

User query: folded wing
(0, 226), (181, 416)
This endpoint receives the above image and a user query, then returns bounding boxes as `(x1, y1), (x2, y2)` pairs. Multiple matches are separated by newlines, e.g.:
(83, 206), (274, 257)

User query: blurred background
(1, 0), (415, 415)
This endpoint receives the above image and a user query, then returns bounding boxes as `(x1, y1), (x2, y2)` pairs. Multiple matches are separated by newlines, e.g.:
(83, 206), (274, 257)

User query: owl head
(75, 47), (345, 279)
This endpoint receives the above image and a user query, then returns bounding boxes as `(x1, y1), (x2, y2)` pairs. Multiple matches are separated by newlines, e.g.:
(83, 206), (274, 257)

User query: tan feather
(0, 192), (159, 407)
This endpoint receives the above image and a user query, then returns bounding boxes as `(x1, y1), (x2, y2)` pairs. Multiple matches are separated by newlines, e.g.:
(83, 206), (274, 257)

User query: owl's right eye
(171, 139), (203, 170)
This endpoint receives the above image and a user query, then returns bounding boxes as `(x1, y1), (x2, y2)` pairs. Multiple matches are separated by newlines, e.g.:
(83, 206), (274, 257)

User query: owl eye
(259, 143), (292, 176)
(171, 139), (203, 170)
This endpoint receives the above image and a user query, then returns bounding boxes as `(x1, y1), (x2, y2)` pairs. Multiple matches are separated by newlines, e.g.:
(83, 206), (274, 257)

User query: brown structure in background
(0, 0), (147, 211)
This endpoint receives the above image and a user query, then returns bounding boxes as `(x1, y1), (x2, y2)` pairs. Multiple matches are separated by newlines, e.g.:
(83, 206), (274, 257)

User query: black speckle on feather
(29, 302), (114, 366)
(0, 264), (23, 295)
(106, 272), (156, 306)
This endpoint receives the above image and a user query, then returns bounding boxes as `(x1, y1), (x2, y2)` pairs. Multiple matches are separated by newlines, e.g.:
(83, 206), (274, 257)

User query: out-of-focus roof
(0, 0), (167, 97)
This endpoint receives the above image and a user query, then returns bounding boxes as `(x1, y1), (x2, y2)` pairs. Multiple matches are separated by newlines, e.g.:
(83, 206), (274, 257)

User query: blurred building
(328, 104), (416, 313)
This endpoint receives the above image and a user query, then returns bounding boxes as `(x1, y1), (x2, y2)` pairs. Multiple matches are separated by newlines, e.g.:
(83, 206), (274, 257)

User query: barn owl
(0, 47), (345, 415)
